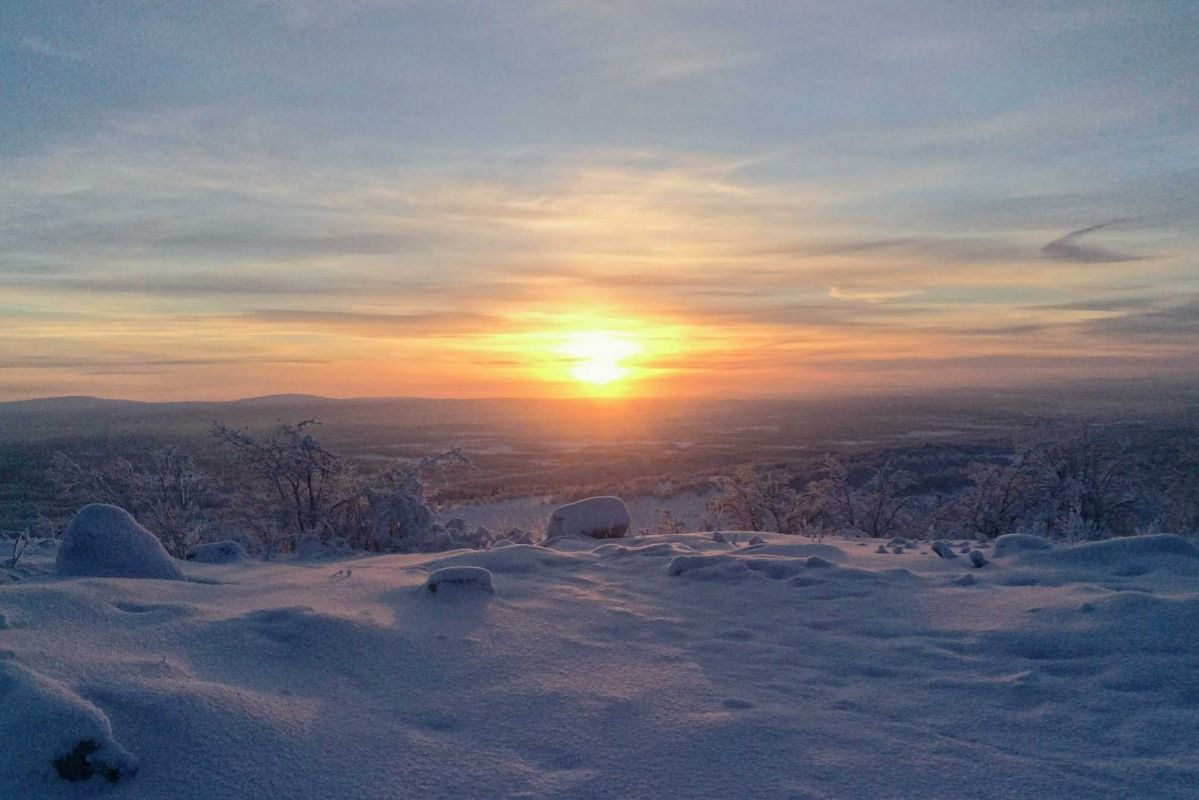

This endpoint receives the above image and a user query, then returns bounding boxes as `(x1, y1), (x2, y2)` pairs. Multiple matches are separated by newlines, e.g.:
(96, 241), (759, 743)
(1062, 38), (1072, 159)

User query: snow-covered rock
(425, 565), (495, 594)
(185, 540), (248, 564)
(56, 504), (183, 580)
(0, 660), (138, 785)
(969, 549), (989, 568)
(931, 540), (958, 559)
(993, 533), (1053, 557)
(546, 496), (631, 540)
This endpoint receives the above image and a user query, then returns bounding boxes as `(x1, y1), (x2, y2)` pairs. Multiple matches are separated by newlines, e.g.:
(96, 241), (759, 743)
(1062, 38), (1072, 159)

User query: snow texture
(56, 504), (183, 580)
(545, 495), (631, 539)
(3, 529), (1198, 799)
(425, 566), (495, 594)
(185, 541), (248, 564)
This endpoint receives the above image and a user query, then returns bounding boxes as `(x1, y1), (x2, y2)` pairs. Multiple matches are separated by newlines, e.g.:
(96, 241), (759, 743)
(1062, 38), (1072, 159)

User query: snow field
(1, 531), (1197, 798)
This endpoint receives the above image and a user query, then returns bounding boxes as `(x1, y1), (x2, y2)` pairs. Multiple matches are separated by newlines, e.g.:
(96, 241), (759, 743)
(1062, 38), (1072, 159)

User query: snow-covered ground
(3, 532), (1198, 798)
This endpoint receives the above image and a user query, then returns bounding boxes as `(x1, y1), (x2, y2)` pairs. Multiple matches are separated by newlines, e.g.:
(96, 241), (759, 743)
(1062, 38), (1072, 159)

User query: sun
(559, 331), (640, 387)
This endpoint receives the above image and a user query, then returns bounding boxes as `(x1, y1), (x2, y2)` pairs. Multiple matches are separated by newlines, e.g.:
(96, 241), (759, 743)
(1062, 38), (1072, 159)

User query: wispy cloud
(828, 286), (920, 303)
(1042, 220), (1146, 263)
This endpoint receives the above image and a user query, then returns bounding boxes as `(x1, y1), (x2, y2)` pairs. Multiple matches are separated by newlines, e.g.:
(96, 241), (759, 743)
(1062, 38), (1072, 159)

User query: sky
(1, 1), (1197, 401)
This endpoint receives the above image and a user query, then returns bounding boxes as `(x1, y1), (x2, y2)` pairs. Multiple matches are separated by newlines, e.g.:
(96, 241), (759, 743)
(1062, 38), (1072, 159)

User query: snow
(993, 533), (1053, 557)
(55, 504), (183, 580)
(0, 659), (139, 787)
(2, 531), (1198, 798)
(545, 496), (631, 540)
(425, 566), (495, 594)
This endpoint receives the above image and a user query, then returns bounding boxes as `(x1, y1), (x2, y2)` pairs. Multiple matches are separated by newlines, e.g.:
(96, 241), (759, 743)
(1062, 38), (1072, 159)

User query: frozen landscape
(3, 515), (1198, 799)
(6, 2), (1198, 797)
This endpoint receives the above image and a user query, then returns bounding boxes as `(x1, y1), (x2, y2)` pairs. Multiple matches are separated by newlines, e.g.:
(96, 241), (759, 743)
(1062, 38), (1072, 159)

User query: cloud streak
(1041, 220), (1146, 264)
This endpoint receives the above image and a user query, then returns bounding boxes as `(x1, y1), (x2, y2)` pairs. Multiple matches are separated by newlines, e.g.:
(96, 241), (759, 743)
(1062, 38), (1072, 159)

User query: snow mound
(987, 592), (1199, 663)
(596, 542), (695, 558)
(969, 549), (989, 568)
(1021, 534), (1199, 574)
(425, 543), (592, 574)
(740, 542), (847, 561)
(56, 504), (183, 580)
(993, 533), (1053, 557)
(425, 566), (495, 594)
(667, 553), (741, 575)
(0, 659), (138, 785)
(546, 496), (631, 540)
(667, 552), (886, 583)
(185, 541), (249, 564)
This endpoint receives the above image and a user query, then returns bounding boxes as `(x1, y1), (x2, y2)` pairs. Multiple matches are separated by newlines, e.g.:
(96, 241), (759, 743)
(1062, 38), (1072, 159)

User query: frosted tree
(212, 420), (349, 553)
(49, 446), (211, 557)
(708, 466), (799, 532)
(955, 455), (1040, 540)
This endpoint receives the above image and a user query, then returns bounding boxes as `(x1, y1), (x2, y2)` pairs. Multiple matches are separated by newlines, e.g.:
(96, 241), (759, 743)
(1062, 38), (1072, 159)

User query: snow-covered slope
(2, 533), (1197, 799)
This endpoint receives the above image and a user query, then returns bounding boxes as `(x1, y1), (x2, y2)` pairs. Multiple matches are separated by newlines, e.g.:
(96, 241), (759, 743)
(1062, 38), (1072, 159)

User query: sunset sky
(2, 1), (1196, 400)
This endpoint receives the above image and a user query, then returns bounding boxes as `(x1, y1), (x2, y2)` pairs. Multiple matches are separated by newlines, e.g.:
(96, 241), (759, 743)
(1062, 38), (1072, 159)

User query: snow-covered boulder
(931, 540), (958, 559)
(993, 533), (1053, 558)
(0, 660), (138, 785)
(969, 550), (989, 568)
(56, 504), (183, 580)
(185, 540), (248, 564)
(546, 496), (631, 540)
(425, 565), (495, 594)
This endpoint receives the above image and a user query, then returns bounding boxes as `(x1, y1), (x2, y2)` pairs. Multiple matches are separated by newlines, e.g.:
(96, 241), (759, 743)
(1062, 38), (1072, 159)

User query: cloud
(1082, 298), (1199, 341)
(1041, 220), (1147, 263)
(1, 272), (331, 297)
(241, 309), (508, 338)
(828, 286), (919, 303)
(0, 356), (327, 370)
(1021, 296), (1158, 313)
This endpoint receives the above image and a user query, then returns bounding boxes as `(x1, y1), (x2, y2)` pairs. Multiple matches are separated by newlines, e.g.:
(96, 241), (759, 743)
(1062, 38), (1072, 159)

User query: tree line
(707, 424), (1199, 542)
